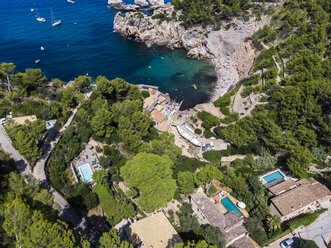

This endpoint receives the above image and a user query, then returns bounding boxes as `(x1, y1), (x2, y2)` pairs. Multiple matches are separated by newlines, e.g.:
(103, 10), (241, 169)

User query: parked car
(210, 142), (215, 150)
(280, 238), (294, 248)
(0, 118), (6, 125)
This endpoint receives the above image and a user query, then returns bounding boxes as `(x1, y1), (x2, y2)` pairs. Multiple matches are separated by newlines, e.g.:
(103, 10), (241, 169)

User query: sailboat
(51, 9), (61, 27)
(67, 0), (75, 3)
(34, 4), (46, 22)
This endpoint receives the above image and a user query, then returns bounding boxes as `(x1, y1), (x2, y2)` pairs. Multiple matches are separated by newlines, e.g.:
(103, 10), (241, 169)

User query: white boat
(31, 8), (35, 12)
(36, 16), (46, 22)
(35, 59), (40, 64)
(34, 4), (46, 22)
(51, 9), (62, 27)
(40, 46), (45, 51)
(67, 0), (75, 3)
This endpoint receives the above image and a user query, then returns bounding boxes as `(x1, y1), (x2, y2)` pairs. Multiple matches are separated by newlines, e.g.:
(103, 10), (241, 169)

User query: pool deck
(212, 193), (249, 218)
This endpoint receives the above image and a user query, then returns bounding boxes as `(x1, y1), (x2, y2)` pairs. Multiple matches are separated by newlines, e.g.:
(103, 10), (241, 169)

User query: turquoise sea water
(0, 0), (216, 109)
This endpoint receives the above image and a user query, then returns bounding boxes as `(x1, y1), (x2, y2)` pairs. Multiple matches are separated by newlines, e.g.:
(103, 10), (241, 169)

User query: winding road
(0, 87), (98, 245)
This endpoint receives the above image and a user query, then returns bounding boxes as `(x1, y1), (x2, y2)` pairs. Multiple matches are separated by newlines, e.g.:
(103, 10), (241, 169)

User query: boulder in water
(135, 0), (148, 8)
(108, 0), (123, 5)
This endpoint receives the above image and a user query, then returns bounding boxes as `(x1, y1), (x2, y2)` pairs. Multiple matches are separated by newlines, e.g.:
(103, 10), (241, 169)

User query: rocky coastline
(113, 5), (269, 102)
(108, 0), (164, 11)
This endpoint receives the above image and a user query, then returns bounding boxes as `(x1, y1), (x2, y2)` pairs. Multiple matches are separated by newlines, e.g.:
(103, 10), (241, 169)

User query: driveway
(265, 203), (331, 248)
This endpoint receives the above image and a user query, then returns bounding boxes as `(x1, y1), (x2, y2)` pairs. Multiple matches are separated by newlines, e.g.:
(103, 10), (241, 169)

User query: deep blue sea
(0, 0), (216, 109)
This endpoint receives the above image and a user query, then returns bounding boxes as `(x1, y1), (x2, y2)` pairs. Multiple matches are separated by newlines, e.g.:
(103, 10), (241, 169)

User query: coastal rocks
(149, 0), (165, 7)
(108, 0), (140, 10)
(113, 11), (207, 58)
(135, 0), (148, 8)
(113, 7), (269, 101)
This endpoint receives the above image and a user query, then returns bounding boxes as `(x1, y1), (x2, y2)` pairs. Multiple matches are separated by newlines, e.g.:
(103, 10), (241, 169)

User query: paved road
(0, 88), (99, 245)
(0, 125), (31, 174)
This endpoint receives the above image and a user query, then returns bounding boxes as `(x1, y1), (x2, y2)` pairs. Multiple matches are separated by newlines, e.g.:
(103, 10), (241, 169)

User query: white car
(0, 118), (6, 125)
(210, 142), (215, 150)
(280, 238), (294, 248)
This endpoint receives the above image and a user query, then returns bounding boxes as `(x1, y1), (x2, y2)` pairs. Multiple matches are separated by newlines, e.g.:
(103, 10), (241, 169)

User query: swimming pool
(78, 163), (93, 182)
(221, 197), (243, 217)
(263, 171), (284, 183)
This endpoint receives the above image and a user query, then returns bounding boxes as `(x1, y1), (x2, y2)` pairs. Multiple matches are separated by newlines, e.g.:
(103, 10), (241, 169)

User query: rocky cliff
(113, 8), (268, 100)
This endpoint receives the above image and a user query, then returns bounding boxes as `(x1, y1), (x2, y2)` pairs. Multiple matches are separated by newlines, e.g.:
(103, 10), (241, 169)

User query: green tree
(0, 62), (16, 91)
(74, 75), (91, 91)
(177, 171), (195, 194)
(14, 130), (40, 164)
(2, 198), (89, 248)
(96, 76), (114, 96)
(92, 168), (109, 185)
(120, 152), (176, 212)
(91, 104), (113, 138)
(266, 215), (281, 234)
(203, 225), (226, 248)
(99, 228), (133, 248)
(287, 146), (312, 178)
(194, 164), (222, 186)
(61, 87), (77, 108)
(22, 68), (47, 92)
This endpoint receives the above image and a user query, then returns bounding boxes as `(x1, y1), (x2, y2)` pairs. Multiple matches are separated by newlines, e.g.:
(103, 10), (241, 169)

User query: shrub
(141, 90), (150, 98)
(195, 128), (202, 135)
(242, 74), (260, 86)
(220, 112), (239, 124)
(220, 106), (230, 115)
(203, 151), (222, 162)
(214, 93), (231, 108)
(151, 13), (168, 22)
(208, 185), (217, 195)
(204, 129), (215, 138)
(197, 111), (220, 130)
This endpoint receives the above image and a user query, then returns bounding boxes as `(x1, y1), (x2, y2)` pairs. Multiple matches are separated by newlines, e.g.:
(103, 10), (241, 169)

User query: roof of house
(148, 88), (158, 96)
(225, 225), (247, 243)
(143, 95), (156, 109)
(232, 236), (256, 248)
(151, 109), (167, 123)
(190, 192), (226, 230)
(271, 181), (331, 216)
(125, 212), (183, 248)
(269, 179), (309, 196)
(224, 211), (243, 229)
(12, 115), (37, 125)
(155, 104), (164, 112)
(155, 121), (170, 133)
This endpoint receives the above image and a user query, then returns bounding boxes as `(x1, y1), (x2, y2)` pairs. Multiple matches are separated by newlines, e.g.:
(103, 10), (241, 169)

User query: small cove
(0, 0), (217, 109)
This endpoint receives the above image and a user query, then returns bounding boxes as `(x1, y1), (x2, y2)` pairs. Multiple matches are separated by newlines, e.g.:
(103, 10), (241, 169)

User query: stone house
(270, 180), (331, 221)
(189, 191), (255, 248)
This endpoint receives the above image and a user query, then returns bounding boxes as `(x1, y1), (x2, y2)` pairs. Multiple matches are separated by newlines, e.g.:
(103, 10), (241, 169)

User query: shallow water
(0, 0), (216, 108)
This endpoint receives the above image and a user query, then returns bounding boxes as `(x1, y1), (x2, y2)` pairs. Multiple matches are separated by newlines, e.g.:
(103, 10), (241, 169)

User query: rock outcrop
(113, 7), (269, 100)
(108, 0), (140, 10)
(135, 0), (148, 8)
(148, 0), (165, 7)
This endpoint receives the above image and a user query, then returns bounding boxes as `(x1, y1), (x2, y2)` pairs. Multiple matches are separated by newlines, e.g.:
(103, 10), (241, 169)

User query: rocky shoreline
(113, 5), (269, 102)
(108, 0), (164, 11)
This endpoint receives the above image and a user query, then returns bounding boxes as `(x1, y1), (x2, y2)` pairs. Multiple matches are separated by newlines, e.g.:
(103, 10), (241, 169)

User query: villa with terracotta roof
(142, 87), (181, 133)
(189, 191), (255, 248)
(124, 212), (183, 248)
(270, 180), (331, 221)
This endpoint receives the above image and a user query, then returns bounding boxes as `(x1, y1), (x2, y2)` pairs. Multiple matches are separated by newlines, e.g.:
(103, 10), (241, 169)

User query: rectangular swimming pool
(78, 163), (93, 182)
(263, 171), (284, 183)
(221, 197), (243, 217)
